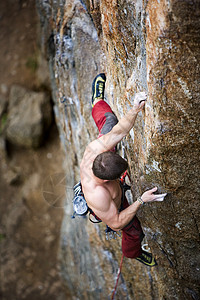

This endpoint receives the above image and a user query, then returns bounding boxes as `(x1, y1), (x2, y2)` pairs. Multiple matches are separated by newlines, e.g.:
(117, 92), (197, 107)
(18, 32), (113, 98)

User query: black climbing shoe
(135, 250), (157, 267)
(91, 73), (106, 106)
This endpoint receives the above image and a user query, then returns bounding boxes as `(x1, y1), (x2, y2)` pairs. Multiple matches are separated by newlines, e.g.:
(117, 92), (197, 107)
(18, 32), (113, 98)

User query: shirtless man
(80, 73), (167, 266)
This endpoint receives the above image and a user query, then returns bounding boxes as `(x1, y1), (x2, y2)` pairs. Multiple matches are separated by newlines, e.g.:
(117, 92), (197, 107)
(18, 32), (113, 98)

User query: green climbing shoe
(135, 250), (157, 267)
(91, 73), (106, 106)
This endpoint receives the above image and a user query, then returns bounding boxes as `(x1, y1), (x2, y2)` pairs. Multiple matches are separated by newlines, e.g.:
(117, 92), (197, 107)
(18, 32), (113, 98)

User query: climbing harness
(71, 181), (102, 223)
(71, 184), (122, 238)
(105, 225), (121, 240)
(71, 170), (131, 241)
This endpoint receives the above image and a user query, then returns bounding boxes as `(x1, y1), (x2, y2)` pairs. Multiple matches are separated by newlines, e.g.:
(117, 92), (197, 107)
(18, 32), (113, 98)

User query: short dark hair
(92, 151), (128, 180)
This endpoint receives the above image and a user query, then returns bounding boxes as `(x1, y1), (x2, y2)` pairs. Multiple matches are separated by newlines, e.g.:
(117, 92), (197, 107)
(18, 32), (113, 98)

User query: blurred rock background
(0, 1), (68, 299)
(1, 0), (200, 299)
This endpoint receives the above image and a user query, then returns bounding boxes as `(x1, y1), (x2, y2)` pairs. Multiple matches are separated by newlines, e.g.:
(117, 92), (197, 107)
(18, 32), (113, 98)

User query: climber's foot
(92, 73), (106, 107)
(135, 250), (157, 267)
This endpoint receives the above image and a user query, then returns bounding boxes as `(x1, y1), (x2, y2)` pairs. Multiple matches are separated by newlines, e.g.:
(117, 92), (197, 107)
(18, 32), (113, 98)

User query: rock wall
(0, 1), (68, 299)
(37, 0), (200, 299)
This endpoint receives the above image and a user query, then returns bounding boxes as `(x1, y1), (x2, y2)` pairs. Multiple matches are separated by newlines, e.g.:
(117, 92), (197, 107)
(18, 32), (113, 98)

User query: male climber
(80, 73), (167, 266)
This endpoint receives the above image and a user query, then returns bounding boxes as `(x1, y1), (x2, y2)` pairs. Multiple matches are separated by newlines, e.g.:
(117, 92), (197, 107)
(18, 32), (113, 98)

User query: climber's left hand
(133, 92), (147, 112)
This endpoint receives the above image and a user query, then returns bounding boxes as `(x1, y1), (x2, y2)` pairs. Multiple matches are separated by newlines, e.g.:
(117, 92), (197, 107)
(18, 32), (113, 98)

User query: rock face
(37, 0), (200, 299)
(6, 85), (52, 148)
(0, 1), (69, 299)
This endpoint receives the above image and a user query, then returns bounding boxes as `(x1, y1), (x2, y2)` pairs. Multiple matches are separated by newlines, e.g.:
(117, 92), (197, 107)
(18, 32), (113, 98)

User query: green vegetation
(26, 55), (38, 72)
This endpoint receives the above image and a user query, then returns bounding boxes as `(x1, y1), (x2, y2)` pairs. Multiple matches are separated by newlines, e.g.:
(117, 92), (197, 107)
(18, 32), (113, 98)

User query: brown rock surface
(2, 0), (198, 299)
(38, 0), (200, 299)
(37, 0), (200, 298)
(0, 1), (68, 299)
(6, 85), (52, 148)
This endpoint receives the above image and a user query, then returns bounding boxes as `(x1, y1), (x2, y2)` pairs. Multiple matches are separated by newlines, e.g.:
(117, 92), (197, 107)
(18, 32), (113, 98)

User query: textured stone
(0, 95), (7, 118)
(37, 0), (200, 299)
(6, 85), (52, 148)
(0, 1), (69, 299)
(3, 168), (21, 185)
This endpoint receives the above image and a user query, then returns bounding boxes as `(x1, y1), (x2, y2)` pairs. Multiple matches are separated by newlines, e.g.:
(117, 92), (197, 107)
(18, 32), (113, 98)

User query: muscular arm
(88, 92), (147, 157)
(88, 188), (141, 231)
(106, 202), (142, 231)
(89, 186), (167, 231)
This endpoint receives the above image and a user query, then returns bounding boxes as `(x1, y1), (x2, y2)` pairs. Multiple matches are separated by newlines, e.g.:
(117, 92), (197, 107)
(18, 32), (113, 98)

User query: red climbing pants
(92, 100), (144, 259)
(121, 197), (144, 258)
(92, 100), (118, 137)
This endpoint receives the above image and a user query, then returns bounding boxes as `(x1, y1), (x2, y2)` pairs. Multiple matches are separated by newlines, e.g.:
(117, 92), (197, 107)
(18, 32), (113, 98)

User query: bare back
(80, 142), (122, 227)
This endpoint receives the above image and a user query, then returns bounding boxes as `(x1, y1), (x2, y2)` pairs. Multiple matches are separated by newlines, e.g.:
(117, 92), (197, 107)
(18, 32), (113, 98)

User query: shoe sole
(135, 257), (157, 267)
(92, 73), (106, 106)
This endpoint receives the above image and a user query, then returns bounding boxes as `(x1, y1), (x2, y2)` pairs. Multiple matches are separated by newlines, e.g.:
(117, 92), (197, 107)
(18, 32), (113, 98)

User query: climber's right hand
(141, 187), (167, 203)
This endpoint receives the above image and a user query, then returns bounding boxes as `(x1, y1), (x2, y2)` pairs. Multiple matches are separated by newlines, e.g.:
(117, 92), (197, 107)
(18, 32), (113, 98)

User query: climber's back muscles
(80, 93), (147, 231)
(80, 145), (122, 231)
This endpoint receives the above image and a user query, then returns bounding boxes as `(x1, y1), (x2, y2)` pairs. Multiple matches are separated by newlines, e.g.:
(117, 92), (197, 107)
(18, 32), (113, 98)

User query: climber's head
(92, 151), (128, 180)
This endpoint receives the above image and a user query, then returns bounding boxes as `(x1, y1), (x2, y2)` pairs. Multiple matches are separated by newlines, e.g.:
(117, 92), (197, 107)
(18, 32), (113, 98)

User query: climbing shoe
(91, 73), (106, 106)
(135, 250), (157, 267)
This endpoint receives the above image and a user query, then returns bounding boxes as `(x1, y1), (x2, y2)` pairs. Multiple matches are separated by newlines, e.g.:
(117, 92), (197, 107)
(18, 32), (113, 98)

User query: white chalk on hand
(154, 193), (167, 202)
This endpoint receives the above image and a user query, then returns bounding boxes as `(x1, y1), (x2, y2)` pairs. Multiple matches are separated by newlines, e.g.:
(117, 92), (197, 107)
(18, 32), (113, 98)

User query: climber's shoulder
(82, 138), (104, 163)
